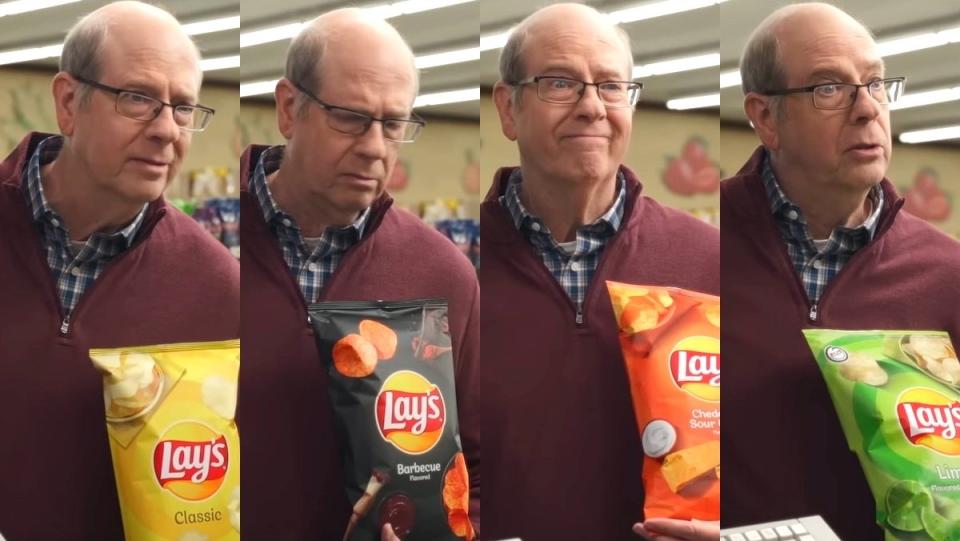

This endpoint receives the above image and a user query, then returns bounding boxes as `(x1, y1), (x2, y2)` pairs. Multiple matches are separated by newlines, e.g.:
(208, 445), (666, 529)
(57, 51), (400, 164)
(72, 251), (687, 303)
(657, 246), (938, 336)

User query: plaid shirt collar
(761, 152), (882, 249)
(251, 145), (369, 246)
(500, 168), (625, 255)
(22, 135), (145, 256)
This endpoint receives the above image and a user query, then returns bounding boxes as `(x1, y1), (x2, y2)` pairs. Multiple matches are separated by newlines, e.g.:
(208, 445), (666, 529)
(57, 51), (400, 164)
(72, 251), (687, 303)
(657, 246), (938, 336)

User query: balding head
(740, 2), (877, 108)
(500, 3), (632, 90)
(61, 1), (201, 103)
(286, 8), (418, 114)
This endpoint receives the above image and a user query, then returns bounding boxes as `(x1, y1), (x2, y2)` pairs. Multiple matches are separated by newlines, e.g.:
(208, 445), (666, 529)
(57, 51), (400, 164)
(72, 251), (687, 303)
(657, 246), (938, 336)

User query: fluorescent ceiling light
(720, 70), (740, 89)
(0, 0), (80, 17)
(480, 30), (511, 52)
(608, 0), (727, 24)
(890, 86), (960, 111)
(200, 55), (239, 72)
(633, 52), (719, 78)
(241, 0), (475, 48)
(240, 22), (305, 48)
(364, 0), (474, 19)
(414, 87), (479, 107)
(0, 43), (62, 65)
(666, 92), (720, 110)
(182, 15), (240, 36)
(240, 79), (278, 98)
(415, 46), (479, 69)
(899, 125), (960, 144)
(877, 26), (960, 57)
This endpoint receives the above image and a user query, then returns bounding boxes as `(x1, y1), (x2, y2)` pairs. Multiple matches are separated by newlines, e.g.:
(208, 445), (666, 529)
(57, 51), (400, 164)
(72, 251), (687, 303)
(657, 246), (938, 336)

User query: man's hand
(633, 518), (720, 541)
(381, 523), (401, 541)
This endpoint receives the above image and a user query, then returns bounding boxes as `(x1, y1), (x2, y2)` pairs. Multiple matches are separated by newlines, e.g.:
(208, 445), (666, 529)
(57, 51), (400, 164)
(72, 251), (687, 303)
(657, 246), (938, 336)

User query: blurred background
(720, 0), (960, 237)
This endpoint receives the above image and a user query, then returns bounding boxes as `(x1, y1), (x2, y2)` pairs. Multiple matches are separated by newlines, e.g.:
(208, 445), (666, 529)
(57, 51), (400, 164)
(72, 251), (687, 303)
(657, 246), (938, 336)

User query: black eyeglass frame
(72, 75), (216, 132)
(291, 80), (426, 143)
(758, 77), (906, 110)
(511, 75), (644, 108)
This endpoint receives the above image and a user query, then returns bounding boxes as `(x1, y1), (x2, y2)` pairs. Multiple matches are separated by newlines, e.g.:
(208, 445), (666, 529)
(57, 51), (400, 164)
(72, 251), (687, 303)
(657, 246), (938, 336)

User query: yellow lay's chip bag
(89, 340), (240, 541)
(607, 282), (720, 521)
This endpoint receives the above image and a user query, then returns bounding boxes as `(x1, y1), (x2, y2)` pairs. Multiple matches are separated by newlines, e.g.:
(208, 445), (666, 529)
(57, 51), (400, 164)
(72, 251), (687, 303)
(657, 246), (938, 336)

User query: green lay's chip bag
(803, 329), (960, 541)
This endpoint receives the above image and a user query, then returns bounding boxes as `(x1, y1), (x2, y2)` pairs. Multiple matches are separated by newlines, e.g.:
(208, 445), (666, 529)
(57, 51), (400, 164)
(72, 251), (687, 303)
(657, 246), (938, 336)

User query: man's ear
(275, 78), (300, 141)
(51, 72), (80, 136)
(744, 92), (780, 150)
(493, 81), (519, 141)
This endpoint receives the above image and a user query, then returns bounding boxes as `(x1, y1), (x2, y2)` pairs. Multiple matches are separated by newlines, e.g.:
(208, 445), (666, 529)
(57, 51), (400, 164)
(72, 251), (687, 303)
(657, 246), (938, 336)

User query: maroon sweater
(480, 166), (719, 541)
(722, 147), (960, 539)
(237, 145), (480, 540)
(0, 132), (240, 540)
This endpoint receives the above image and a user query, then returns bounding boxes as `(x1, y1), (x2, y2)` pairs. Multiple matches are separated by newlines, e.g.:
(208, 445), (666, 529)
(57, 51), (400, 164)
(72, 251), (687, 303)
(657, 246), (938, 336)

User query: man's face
(69, 24), (200, 206)
(773, 17), (891, 193)
(284, 41), (416, 217)
(497, 22), (633, 185)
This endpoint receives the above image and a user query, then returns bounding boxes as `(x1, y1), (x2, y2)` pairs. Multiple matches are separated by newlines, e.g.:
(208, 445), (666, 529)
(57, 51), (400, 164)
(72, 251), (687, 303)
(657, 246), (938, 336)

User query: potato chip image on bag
(309, 300), (474, 541)
(606, 282), (720, 521)
(803, 330), (960, 541)
(89, 340), (240, 541)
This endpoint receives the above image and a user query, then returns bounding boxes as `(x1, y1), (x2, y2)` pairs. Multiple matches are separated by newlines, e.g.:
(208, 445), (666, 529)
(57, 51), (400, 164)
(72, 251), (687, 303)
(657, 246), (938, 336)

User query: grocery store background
(0, 0), (957, 239)
(721, 0), (960, 237)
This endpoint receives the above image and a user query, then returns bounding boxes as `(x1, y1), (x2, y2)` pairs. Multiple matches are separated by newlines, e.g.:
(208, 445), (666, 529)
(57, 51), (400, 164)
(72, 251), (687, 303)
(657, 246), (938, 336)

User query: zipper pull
(575, 309), (584, 326)
(60, 315), (71, 335)
(809, 303), (819, 322)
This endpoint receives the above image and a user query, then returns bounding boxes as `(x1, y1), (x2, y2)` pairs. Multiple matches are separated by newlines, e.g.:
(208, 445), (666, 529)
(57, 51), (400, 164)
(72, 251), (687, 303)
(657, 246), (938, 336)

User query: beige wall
(239, 101), (482, 218)
(721, 124), (960, 237)
(480, 93), (722, 224)
(0, 68), (241, 199)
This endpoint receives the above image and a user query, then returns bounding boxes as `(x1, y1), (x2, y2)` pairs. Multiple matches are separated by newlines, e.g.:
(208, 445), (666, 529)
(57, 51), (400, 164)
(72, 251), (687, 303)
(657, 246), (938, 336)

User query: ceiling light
(899, 125), (960, 144)
(890, 86), (960, 111)
(608, 0), (727, 24)
(633, 52), (719, 78)
(240, 79), (278, 98)
(666, 92), (720, 110)
(414, 87), (479, 107)
(720, 70), (740, 89)
(877, 26), (960, 57)
(415, 46), (479, 69)
(182, 15), (240, 36)
(0, 43), (62, 65)
(200, 55), (240, 72)
(0, 0), (80, 18)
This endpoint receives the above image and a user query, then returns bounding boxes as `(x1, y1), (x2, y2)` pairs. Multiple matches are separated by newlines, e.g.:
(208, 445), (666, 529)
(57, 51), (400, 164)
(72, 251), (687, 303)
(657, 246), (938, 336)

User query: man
(722, 3), (960, 539)
(482, 4), (719, 541)
(237, 9), (480, 540)
(0, 2), (239, 539)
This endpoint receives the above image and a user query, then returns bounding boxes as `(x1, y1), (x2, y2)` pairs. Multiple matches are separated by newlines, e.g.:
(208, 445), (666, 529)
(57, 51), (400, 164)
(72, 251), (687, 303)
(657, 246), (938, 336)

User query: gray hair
(499, 6), (634, 104)
(60, 2), (202, 106)
(285, 11), (420, 116)
(739, 10), (787, 116)
(59, 13), (110, 103)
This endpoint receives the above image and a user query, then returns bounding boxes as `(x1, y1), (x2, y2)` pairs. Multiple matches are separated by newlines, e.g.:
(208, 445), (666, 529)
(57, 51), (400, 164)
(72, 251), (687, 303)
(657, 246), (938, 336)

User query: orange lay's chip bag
(89, 340), (240, 541)
(607, 282), (720, 520)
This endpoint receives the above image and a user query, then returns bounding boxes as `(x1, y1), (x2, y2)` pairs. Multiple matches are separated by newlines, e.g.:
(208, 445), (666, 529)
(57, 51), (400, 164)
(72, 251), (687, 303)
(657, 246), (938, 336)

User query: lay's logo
(896, 388), (960, 456)
(153, 421), (229, 501)
(376, 370), (446, 454)
(669, 336), (720, 402)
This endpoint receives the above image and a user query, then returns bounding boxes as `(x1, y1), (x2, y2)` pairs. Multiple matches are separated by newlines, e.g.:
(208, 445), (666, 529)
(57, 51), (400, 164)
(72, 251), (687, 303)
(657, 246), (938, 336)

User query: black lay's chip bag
(309, 299), (474, 541)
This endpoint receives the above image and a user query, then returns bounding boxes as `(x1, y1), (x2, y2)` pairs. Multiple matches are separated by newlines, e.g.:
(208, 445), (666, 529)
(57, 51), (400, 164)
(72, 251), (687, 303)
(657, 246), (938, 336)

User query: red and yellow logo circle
(669, 336), (721, 402)
(152, 421), (230, 501)
(375, 370), (446, 454)
(896, 388), (960, 456)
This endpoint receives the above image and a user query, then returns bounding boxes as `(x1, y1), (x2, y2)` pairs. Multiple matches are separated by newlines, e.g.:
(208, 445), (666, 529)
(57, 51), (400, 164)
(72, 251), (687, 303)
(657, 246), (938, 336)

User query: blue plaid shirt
(500, 169), (625, 319)
(23, 136), (146, 320)
(252, 146), (369, 304)
(762, 153), (882, 303)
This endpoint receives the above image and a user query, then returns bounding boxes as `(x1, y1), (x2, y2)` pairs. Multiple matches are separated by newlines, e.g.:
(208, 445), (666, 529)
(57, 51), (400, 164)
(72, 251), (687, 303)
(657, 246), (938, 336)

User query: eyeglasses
(292, 81), (425, 143)
(72, 75), (215, 132)
(512, 76), (642, 108)
(759, 77), (906, 110)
